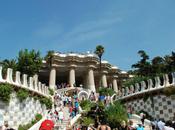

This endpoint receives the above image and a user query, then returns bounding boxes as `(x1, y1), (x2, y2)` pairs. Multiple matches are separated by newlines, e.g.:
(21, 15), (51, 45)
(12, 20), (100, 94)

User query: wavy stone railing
(0, 66), (49, 97)
(118, 72), (175, 100)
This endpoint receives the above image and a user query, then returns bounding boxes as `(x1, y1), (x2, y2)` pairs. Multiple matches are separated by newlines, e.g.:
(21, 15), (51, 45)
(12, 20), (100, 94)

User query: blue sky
(0, 0), (175, 70)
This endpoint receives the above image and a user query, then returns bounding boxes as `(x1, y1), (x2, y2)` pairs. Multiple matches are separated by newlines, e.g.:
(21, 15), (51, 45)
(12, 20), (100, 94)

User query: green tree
(44, 50), (55, 67)
(95, 45), (105, 71)
(151, 56), (165, 76)
(94, 45), (105, 87)
(132, 50), (151, 77)
(17, 49), (42, 76)
(1, 59), (17, 77)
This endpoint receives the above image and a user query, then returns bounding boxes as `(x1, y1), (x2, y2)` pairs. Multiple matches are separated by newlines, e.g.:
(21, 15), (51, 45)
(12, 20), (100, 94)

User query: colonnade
(49, 65), (119, 93)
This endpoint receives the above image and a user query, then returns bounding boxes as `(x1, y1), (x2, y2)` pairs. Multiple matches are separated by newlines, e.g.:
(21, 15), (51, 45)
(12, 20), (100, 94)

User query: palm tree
(45, 50), (55, 67)
(95, 45), (105, 87)
(2, 59), (17, 78)
(95, 45), (104, 72)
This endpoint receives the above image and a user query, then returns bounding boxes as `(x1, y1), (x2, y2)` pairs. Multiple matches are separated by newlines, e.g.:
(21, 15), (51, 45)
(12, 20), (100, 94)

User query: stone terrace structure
(39, 52), (128, 92)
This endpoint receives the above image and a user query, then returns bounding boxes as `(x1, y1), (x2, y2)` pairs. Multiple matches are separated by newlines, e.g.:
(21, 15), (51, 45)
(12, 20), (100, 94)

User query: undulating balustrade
(0, 66), (49, 97)
(118, 72), (175, 99)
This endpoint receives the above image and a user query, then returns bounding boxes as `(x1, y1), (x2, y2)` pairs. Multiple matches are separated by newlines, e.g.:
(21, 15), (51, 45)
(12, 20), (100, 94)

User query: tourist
(140, 112), (145, 126)
(158, 119), (165, 130)
(74, 100), (79, 116)
(127, 106), (132, 119)
(128, 120), (136, 130)
(58, 109), (64, 123)
(97, 119), (111, 130)
(136, 124), (144, 130)
(118, 120), (127, 130)
(1, 121), (9, 130)
(164, 120), (174, 130)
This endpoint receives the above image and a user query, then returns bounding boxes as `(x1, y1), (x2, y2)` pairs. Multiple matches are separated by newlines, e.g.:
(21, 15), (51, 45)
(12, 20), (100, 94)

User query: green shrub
(35, 113), (42, 121)
(105, 101), (128, 128)
(16, 89), (29, 102)
(39, 97), (52, 109)
(48, 88), (54, 96)
(99, 87), (115, 96)
(122, 76), (150, 87)
(0, 83), (13, 103)
(18, 113), (42, 130)
(80, 100), (94, 111)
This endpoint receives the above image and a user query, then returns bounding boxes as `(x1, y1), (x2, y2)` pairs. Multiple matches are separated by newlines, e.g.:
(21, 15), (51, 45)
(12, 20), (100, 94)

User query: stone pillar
(49, 67), (56, 90)
(69, 66), (76, 87)
(101, 71), (108, 88)
(112, 76), (118, 93)
(88, 66), (96, 92)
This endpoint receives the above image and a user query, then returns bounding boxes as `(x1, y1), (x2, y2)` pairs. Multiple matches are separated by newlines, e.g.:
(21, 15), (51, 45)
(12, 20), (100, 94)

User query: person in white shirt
(58, 109), (64, 123)
(158, 119), (165, 130)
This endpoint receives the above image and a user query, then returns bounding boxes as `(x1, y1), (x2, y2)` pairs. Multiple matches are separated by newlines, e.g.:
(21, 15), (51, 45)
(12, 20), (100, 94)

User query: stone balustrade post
(172, 72), (175, 85)
(33, 74), (38, 91)
(15, 71), (21, 85)
(38, 82), (41, 92)
(22, 74), (28, 87)
(6, 68), (13, 83)
(29, 77), (34, 89)
(0, 66), (4, 82)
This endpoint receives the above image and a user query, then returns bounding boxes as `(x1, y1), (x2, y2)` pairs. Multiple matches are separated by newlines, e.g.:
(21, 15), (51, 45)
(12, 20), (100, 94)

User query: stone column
(88, 66), (96, 92)
(69, 66), (76, 87)
(112, 76), (118, 93)
(49, 67), (56, 90)
(101, 71), (108, 88)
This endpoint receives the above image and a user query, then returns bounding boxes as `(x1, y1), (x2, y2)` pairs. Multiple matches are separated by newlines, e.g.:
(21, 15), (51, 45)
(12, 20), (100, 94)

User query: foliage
(18, 113), (42, 130)
(80, 100), (95, 111)
(1, 59), (17, 77)
(16, 89), (29, 102)
(163, 86), (175, 96)
(35, 113), (42, 121)
(99, 87), (115, 96)
(0, 83), (13, 103)
(105, 101), (128, 128)
(17, 49), (42, 76)
(39, 96), (52, 109)
(44, 50), (55, 67)
(122, 76), (150, 87)
(48, 88), (54, 96)
(130, 50), (175, 78)
(79, 117), (95, 127)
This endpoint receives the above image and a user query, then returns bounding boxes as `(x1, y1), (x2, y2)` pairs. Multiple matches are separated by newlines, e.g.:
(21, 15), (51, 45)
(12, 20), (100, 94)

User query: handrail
(118, 72), (175, 100)
(0, 66), (49, 97)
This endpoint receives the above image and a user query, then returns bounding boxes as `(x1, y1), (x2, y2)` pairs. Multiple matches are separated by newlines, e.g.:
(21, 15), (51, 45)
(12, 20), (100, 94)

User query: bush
(39, 97), (52, 109)
(99, 87), (115, 96)
(122, 76), (150, 87)
(105, 101), (128, 128)
(0, 83), (13, 103)
(80, 100), (95, 111)
(48, 88), (54, 96)
(35, 113), (42, 121)
(16, 89), (29, 102)
(18, 113), (42, 130)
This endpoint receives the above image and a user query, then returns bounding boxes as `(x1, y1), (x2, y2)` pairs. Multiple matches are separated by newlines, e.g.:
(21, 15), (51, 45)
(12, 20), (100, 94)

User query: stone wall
(0, 92), (47, 129)
(125, 94), (175, 121)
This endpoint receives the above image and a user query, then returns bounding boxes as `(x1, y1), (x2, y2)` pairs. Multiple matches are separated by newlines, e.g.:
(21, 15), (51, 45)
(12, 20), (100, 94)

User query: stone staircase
(130, 114), (152, 130)
(54, 107), (70, 130)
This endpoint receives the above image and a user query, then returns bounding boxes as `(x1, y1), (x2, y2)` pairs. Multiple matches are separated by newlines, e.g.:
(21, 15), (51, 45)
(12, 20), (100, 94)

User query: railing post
(22, 74), (28, 87)
(6, 68), (14, 83)
(0, 66), (5, 82)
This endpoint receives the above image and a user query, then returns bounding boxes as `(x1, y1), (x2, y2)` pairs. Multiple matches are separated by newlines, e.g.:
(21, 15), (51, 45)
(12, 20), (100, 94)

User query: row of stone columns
(49, 66), (118, 93)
